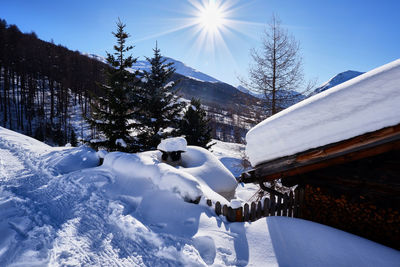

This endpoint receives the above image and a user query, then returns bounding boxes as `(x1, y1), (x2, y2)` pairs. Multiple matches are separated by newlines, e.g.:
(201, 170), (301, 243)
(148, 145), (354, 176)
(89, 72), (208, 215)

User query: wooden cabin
(241, 59), (400, 249)
(242, 123), (400, 249)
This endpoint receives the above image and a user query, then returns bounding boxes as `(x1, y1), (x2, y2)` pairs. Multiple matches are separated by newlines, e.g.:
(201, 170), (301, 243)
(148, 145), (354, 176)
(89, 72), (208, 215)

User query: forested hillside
(0, 19), (107, 145)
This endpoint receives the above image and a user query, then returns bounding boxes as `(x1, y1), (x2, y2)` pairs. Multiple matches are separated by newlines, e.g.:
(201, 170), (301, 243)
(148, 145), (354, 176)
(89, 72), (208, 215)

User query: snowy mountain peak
(312, 70), (364, 95)
(163, 57), (221, 83)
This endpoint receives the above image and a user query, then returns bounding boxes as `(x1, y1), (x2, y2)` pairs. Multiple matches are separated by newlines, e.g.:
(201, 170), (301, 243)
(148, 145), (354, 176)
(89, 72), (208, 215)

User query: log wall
(296, 150), (400, 249)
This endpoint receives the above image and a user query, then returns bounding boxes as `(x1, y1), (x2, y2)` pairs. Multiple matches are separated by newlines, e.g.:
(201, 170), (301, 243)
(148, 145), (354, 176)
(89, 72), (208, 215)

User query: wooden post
(250, 202), (257, 221)
(215, 201), (221, 216)
(206, 199), (212, 207)
(282, 193), (288, 217)
(288, 191), (294, 217)
(223, 205), (228, 217)
(298, 187), (305, 218)
(257, 201), (263, 219)
(235, 207), (243, 222)
(244, 203), (250, 222)
(227, 206), (235, 222)
(263, 198), (270, 217)
(277, 195), (282, 216)
(294, 188), (299, 218)
(270, 194), (276, 216)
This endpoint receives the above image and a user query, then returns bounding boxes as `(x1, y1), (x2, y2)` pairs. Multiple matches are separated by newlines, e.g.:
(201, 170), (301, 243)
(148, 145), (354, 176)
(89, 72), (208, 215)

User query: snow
(211, 139), (246, 178)
(246, 58), (400, 166)
(115, 138), (127, 148)
(42, 145), (100, 174)
(181, 146), (238, 200)
(230, 199), (242, 209)
(102, 151), (203, 202)
(132, 57), (222, 83)
(210, 140), (259, 202)
(1, 126), (399, 266)
(96, 149), (108, 159)
(266, 217), (400, 267)
(157, 136), (187, 152)
(164, 81), (175, 89)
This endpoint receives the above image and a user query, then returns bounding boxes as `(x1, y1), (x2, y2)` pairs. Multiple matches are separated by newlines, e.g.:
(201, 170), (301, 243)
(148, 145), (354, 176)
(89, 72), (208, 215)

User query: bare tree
(240, 15), (313, 116)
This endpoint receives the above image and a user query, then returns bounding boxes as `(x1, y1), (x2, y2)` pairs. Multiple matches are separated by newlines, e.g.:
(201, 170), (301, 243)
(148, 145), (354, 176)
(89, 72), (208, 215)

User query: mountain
(88, 54), (221, 83)
(132, 57), (220, 83)
(159, 57), (221, 83)
(170, 73), (257, 106)
(236, 85), (306, 111)
(311, 70), (364, 95)
(237, 85), (263, 98)
(87, 53), (260, 111)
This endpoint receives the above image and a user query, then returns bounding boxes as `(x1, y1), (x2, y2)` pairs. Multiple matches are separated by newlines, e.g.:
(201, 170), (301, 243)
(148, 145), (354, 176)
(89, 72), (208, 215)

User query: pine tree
(87, 19), (139, 151)
(179, 98), (214, 150)
(135, 42), (184, 151)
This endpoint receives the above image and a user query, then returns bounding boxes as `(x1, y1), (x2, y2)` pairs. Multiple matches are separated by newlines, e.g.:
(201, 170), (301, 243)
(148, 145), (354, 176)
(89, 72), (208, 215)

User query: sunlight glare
(136, 0), (261, 68)
(198, 0), (224, 32)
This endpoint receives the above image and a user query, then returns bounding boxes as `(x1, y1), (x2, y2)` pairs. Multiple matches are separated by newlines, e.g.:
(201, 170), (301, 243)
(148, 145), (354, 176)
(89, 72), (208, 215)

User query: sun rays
(136, 0), (263, 68)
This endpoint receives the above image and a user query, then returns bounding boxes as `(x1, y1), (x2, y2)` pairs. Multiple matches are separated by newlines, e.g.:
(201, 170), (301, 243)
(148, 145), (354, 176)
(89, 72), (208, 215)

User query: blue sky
(1, 0), (399, 87)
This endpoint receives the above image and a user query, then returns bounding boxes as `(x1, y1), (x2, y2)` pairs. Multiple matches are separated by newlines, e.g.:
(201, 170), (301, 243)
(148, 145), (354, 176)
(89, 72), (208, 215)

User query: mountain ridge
(311, 70), (364, 95)
(87, 53), (222, 84)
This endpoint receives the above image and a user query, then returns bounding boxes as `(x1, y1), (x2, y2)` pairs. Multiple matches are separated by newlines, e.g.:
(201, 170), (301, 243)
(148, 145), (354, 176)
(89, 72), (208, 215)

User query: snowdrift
(102, 151), (203, 202)
(246, 59), (400, 166)
(102, 146), (236, 202)
(181, 146), (237, 200)
(42, 145), (100, 174)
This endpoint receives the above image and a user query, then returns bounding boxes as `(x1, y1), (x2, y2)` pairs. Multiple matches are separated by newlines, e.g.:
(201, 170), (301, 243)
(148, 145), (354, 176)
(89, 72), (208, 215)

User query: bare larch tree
(240, 15), (312, 117)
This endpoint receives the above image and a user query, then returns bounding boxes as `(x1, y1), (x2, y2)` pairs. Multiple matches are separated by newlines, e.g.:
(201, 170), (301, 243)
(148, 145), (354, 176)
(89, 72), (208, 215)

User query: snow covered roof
(157, 137), (187, 152)
(246, 59), (400, 167)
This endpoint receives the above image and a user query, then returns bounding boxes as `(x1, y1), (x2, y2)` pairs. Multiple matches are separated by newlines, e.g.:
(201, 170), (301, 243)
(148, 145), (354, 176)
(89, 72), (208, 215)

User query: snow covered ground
(211, 140), (260, 202)
(1, 127), (399, 266)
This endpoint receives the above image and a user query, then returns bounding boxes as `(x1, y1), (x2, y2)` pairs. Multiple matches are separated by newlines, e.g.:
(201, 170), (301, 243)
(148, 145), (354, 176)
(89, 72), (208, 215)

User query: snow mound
(246, 59), (400, 166)
(103, 151), (202, 202)
(157, 137), (187, 152)
(181, 146), (238, 200)
(42, 145), (100, 174)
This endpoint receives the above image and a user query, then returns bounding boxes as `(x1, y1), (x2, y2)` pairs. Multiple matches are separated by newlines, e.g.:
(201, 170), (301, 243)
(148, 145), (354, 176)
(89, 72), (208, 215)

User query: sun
(197, 0), (225, 33)
(137, 0), (259, 64)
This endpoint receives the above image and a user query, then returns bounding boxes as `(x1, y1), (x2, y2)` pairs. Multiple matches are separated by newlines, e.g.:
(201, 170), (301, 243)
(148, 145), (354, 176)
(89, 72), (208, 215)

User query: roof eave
(241, 123), (400, 183)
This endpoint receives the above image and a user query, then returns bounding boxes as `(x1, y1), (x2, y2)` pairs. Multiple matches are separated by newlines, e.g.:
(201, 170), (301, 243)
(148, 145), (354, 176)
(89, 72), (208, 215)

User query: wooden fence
(205, 187), (305, 222)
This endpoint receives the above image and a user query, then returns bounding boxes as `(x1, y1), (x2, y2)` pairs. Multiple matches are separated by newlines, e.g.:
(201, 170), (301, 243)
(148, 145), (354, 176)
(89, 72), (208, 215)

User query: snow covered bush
(181, 146), (238, 200)
(156, 137), (238, 200)
(102, 151), (203, 202)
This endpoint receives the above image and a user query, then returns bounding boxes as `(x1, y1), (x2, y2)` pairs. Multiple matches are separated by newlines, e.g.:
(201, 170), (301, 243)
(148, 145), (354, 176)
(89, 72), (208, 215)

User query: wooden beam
(243, 124), (400, 183)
